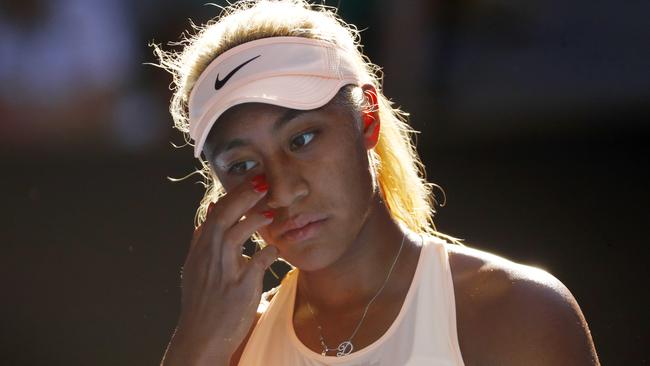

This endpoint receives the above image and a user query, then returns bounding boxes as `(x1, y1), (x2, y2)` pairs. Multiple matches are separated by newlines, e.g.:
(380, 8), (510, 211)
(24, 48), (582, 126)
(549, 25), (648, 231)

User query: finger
(185, 222), (209, 268)
(191, 176), (268, 259)
(207, 175), (268, 233)
(221, 211), (274, 275)
(189, 224), (203, 252)
(246, 245), (279, 279)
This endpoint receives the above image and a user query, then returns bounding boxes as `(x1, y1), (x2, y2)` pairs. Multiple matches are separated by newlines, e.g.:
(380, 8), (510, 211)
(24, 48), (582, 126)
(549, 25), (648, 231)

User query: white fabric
(188, 37), (369, 157)
(238, 236), (466, 366)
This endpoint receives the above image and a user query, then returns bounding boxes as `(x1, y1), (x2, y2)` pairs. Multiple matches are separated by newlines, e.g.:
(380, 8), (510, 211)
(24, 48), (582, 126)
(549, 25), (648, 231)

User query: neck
(296, 196), (419, 312)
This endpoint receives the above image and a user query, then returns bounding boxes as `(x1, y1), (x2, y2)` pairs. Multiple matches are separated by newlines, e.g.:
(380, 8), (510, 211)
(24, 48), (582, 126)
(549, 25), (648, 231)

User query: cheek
(315, 146), (373, 204)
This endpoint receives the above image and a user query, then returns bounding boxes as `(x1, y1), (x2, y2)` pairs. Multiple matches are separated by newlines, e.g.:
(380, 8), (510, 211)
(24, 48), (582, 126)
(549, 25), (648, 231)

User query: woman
(153, 1), (600, 365)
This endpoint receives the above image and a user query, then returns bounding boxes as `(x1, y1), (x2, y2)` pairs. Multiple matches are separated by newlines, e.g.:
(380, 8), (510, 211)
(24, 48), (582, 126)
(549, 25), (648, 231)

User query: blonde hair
(151, 0), (458, 244)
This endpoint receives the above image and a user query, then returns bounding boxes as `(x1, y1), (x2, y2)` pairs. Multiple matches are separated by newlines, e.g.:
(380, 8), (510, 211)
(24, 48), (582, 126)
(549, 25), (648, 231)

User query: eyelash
(227, 160), (257, 174)
(289, 130), (317, 151)
(226, 130), (318, 175)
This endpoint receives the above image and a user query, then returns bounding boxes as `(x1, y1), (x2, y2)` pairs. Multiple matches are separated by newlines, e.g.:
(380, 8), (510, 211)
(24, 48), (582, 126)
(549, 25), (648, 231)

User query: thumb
(248, 245), (279, 276)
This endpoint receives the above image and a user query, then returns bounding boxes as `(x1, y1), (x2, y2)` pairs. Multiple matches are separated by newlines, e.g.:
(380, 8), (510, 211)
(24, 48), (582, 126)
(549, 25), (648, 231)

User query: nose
(264, 158), (309, 209)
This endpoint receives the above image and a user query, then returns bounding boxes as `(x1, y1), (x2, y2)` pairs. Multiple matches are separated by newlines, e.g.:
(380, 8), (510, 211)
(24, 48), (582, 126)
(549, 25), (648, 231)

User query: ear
(361, 84), (380, 149)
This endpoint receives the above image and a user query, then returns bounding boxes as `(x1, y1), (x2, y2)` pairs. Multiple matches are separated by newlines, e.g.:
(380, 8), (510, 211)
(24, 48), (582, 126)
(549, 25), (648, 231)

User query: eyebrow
(210, 108), (309, 162)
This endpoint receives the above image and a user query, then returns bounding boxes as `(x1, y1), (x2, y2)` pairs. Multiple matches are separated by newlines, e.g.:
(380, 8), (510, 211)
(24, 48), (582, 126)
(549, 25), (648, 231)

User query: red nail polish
(261, 210), (274, 219)
(251, 174), (268, 192)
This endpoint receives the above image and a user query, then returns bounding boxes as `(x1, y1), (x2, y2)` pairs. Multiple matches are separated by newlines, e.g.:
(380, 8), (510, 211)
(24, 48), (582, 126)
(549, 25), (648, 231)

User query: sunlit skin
(202, 85), (426, 352)
(201, 86), (600, 365)
(203, 85), (421, 300)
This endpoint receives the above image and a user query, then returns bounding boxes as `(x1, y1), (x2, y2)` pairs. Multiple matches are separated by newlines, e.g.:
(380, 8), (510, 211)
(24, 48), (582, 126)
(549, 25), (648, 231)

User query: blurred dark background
(1, 0), (648, 364)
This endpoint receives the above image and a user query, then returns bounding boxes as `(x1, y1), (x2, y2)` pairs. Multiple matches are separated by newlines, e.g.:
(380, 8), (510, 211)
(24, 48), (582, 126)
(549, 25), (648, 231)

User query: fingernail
(251, 174), (268, 193)
(261, 210), (274, 219)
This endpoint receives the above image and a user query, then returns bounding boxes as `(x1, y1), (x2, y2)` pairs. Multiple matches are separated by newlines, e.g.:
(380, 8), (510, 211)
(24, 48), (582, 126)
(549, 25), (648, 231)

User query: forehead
(203, 100), (355, 150)
(204, 103), (298, 148)
(215, 102), (289, 133)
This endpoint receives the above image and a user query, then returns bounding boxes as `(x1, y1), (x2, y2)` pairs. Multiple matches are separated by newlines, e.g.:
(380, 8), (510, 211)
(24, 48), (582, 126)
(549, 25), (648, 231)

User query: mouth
(278, 214), (329, 243)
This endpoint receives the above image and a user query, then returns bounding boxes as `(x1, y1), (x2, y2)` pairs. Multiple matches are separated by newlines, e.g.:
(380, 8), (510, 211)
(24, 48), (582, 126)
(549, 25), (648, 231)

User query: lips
(277, 213), (329, 242)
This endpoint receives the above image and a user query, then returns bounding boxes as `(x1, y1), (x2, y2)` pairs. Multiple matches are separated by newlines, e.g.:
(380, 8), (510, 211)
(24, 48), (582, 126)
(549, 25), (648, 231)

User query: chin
(286, 256), (333, 272)
(276, 239), (338, 272)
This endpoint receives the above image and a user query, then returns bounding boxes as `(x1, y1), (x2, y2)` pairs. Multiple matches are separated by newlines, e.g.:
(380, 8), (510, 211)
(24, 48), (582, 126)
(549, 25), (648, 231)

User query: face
(203, 99), (377, 271)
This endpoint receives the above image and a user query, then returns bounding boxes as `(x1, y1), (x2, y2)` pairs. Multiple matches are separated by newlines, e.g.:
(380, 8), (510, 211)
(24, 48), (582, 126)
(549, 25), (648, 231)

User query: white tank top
(238, 236), (466, 366)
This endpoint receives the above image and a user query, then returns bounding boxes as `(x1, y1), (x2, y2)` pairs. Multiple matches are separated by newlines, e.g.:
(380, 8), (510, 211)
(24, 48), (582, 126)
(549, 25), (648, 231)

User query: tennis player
(153, 1), (600, 365)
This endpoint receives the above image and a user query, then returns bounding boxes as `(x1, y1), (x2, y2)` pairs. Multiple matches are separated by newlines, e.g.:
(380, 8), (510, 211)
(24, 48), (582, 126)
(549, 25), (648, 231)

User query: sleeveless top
(238, 236), (466, 366)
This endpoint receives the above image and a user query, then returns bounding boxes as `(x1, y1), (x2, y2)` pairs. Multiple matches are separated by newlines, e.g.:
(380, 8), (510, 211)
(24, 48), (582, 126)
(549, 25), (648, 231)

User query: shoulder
(444, 243), (600, 366)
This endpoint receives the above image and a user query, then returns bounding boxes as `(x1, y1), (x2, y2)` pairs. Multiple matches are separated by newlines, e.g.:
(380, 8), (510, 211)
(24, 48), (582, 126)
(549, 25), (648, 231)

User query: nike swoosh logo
(214, 55), (261, 90)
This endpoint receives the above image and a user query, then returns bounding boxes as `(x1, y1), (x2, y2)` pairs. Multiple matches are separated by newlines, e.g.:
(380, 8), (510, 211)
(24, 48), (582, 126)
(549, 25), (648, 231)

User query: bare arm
(448, 246), (600, 365)
(160, 177), (278, 366)
(478, 266), (600, 366)
(499, 269), (600, 365)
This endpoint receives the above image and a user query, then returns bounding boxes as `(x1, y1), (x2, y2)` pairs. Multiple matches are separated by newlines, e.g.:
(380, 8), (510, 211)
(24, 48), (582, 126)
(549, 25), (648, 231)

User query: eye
(227, 160), (257, 174)
(290, 131), (316, 151)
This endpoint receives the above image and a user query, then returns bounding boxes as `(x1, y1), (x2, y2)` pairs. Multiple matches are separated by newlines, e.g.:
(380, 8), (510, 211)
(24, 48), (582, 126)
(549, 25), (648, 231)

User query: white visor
(188, 36), (369, 158)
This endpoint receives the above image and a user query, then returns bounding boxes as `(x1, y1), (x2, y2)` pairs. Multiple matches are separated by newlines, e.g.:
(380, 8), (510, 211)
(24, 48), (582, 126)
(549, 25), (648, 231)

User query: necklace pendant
(336, 340), (354, 357)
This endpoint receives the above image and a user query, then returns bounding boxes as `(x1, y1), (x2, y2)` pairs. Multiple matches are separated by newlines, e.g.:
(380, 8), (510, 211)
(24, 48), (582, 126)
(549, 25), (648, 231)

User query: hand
(164, 174), (277, 365)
